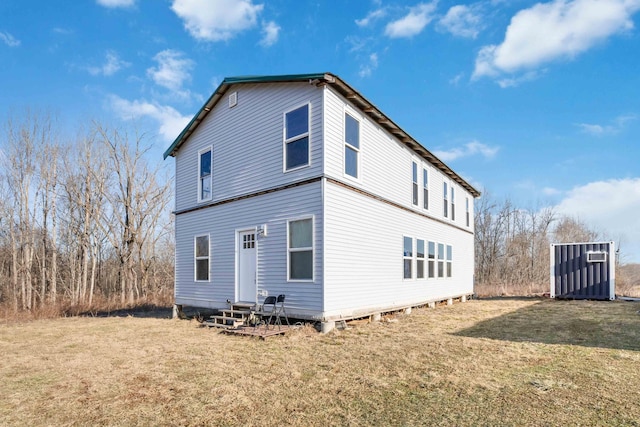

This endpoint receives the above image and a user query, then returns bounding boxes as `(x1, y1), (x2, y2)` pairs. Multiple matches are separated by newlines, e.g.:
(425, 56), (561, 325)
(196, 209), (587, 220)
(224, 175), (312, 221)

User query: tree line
(0, 112), (173, 313)
(1, 111), (636, 315)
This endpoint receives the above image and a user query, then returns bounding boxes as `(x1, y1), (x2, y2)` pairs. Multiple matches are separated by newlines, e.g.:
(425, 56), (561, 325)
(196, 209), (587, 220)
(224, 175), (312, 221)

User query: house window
(194, 234), (210, 282)
(466, 197), (470, 227)
(446, 245), (452, 277)
(443, 182), (448, 218)
(417, 239), (425, 279)
(437, 243), (445, 278)
(284, 104), (310, 171)
(403, 236), (413, 279)
(344, 113), (359, 178)
(428, 241), (436, 278)
(198, 147), (212, 202)
(451, 186), (456, 221)
(423, 168), (429, 210)
(412, 162), (418, 206)
(288, 218), (313, 281)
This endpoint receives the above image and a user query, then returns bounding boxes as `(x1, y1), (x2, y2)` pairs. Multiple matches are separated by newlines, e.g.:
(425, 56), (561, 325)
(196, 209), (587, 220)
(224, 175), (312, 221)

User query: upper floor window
(288, 217), (314, 281)
(422, 168), (429, 210)
(198, 147), (212, 202)
(451, 186), (456, 221)
(412, 162), (418, 206)
(284, 104), (309, 171)
(194, 234), (210, 282)
(466, 197), (470, 227)
(443, 182), (448, 218)
(344, 113), (360, 178)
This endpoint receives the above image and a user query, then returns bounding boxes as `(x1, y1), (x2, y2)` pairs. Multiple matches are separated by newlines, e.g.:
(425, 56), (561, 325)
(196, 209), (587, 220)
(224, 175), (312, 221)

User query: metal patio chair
(268, 294), (290, 329)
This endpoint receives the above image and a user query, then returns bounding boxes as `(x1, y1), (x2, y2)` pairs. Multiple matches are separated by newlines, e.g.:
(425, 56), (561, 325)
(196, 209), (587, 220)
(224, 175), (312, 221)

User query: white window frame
(403, 236), (413, 280)
(343, 110), (360, 180)
(451, 185), (456, 221)
(422, 167), (429, 210)
(194, 234), (210, 282)
(412, 162), (418, 206)
(428, 241), (436, 278)
(287, 216), (314, 282)
(197, 146), (213, 203)
(417, 239), (425, 279)
(446, 245), (453, 278)
(443, 182), (448, 218)
(437, 242), (445, 278)
(283, 103), (311, 172)
(466, 197), (470, 227)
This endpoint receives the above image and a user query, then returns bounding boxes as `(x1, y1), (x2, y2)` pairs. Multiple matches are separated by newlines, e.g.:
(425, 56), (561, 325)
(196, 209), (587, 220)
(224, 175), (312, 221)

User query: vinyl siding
(174, 82), (324, 213)
(323, 180), (474, 318)
(323, 86), (475, 233)
(174, 181), (323, 316)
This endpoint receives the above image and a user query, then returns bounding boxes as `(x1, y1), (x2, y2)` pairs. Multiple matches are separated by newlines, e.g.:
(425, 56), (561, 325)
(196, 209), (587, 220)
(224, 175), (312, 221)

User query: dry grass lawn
(1, 298), (640, 426)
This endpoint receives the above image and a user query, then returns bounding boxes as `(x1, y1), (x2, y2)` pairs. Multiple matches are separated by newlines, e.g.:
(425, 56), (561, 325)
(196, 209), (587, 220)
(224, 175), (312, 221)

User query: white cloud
(542, 187), (562, 196)
(171, 0), (263, 42)
(553, 178), (640, 262)
(385, 2), (438, 38)
(356, 8), (387, 27)
(496, 70), (543, 88)
(359, 53), (379, 77)
(577, 114), (637, 135)
(259, 21), (280, 47)
(449, 72), (464, 85)
(473, 0), (640, 81)
(108, 95), (191, 143)
(87, 50), (130, 76)
(438, 5), (483, 38)
(147, 49), (194, 95)
(434, 140), (499, 162)
(96, 0), (136, 8)
(0, 31), (20, 47)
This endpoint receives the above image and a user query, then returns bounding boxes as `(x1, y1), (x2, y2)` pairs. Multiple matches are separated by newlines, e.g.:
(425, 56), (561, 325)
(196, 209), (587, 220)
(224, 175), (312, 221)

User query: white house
(164, 73), (480, 332)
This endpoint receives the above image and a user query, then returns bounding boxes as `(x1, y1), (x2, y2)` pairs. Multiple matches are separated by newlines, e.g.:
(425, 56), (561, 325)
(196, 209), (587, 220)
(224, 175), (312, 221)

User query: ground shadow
(454, 298), (640, 352)
(79, 303), (174, 319)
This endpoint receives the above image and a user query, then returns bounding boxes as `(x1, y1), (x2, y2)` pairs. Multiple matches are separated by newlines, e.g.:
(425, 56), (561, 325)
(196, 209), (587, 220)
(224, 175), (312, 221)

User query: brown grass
(2, 298), (640, 426)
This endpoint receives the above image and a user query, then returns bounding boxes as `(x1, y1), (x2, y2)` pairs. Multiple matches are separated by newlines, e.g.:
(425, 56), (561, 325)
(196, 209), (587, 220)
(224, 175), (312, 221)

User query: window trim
(412, 161), (418, 206)
(194, 234), (210, 282)
(443, 182), (448, 218)
(416, 239), (425, 279)
(403, 236), (413, 280)
(466, 197), (470, 227)
(286, 216), (315, 282)
(437, 242), (445, 278)
(428, 241), (436, 278)
(451, 185), (456, 221)
(446, 245), (453, 278)
(343, 111), (361, 180)
(422, 167), (429, 210)
(197, 146), (213, 203)
(283, 103), (311, 172)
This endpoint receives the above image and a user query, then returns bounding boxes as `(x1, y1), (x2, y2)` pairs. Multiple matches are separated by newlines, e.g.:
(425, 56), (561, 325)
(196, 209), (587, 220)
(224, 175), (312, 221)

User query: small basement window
(587, 251), (607, 262)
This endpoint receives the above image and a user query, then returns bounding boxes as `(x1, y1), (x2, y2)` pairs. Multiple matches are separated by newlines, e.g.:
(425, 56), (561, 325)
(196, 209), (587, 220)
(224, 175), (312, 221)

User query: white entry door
(238, 230), (257, 302)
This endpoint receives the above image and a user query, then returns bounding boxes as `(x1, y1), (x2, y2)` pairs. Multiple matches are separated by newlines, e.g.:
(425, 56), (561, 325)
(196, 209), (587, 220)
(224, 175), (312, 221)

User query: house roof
(163, 72), (481, 198)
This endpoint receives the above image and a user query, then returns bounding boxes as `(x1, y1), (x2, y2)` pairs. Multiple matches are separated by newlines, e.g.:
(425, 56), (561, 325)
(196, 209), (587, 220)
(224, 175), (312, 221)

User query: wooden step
(230, 302), (255, 310)
(220, 309), (253, 318)
(205, 315), (245, 328)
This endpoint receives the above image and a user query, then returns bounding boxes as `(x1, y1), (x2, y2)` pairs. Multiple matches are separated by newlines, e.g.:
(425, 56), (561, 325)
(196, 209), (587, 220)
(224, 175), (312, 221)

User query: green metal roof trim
(163, 72), (480, 198)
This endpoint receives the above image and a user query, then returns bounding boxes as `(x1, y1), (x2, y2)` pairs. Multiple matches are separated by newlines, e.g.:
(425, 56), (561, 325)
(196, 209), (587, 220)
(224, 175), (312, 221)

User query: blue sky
(1, 0), (640, 262)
